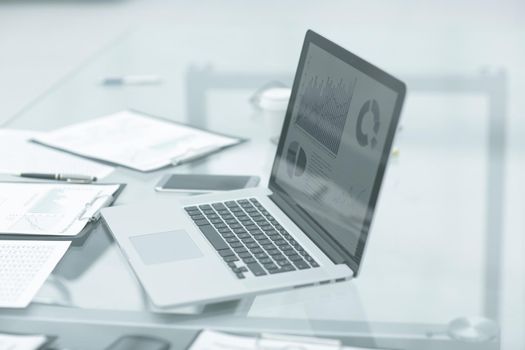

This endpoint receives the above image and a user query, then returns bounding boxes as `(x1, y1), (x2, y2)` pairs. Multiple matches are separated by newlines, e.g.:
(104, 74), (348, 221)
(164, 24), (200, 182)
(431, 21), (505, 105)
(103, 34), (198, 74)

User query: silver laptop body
(102, 30), (406, 308)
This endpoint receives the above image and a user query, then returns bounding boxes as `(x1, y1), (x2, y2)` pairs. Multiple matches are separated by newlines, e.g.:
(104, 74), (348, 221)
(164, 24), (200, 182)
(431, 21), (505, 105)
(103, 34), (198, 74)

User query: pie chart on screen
(286, 141), (307, 177)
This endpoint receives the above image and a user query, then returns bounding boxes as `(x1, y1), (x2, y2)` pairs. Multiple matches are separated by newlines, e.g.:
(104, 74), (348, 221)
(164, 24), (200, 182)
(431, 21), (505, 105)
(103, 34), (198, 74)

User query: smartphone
(155, 174), (260, 193)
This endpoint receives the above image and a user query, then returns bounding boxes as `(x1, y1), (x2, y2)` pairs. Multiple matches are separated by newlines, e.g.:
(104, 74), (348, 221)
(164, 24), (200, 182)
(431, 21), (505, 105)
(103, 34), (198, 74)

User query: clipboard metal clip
(170, 144), (221, 166)
(78, 194), (114, 222)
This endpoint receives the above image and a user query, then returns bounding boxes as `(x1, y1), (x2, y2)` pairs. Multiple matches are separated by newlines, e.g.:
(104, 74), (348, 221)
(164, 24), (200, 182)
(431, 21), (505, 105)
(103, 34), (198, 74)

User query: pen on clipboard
(18, 173), (97, 183)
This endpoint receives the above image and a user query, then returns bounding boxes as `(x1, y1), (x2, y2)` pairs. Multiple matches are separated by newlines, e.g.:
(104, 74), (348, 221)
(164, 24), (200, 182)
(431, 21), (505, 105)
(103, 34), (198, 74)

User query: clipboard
(0, 181), (126, 241)
(32, 109), (247, 172)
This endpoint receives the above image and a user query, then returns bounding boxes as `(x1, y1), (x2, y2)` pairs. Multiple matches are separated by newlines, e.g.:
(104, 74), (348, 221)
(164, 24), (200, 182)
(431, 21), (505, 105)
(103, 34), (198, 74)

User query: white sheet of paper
(0, 240), (70, 308)
(0, 334), (48, 350)
(0, 182), (120, 236)
(189, 331), (257, 350)
(189, 331), (381, 350)
(0, 129), (113, 179)
(33, 110), (241, 172)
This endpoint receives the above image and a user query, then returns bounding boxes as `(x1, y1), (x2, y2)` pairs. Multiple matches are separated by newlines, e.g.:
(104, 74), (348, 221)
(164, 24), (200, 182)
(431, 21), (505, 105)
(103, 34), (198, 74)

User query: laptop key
(247, 262), (267, 276)
(267, 249), (279, 256)
(262, 244), (275, 250)
(238, 251), (252, 258)
(189, 213), (205, 220)
(245, 242), (259, 249)
(276, 259), (290, 267)
(242, 257), (256, 264)
(294, 260), (310, 269)
(275, 265), (295, 273)
(198, 225), (229, 250)
(236, 272), (245, 279)
(218, 249), (235, 257)
(259, 257), (272, 265)
(233, 246), (248, 253)
(263, 263), (278, 271)
(223, 255), (239, 263)
(254, 252), (268, 259)
(284, 249), (298, 257)
(225, 201), (237, 207)
(194, 219), (209, 226)
(273, 254), (287, 262)
(212, 203), (227, 210)
(288, 254), (303, 261)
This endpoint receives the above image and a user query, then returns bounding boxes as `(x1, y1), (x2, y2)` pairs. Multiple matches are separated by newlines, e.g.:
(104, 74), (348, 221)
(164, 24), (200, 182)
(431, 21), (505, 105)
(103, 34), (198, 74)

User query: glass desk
(0, 25), (521, 349)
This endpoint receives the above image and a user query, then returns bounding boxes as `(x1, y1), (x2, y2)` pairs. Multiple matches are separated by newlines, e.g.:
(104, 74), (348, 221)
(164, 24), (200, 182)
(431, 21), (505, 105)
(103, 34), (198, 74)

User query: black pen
(18, 173), (97, 183)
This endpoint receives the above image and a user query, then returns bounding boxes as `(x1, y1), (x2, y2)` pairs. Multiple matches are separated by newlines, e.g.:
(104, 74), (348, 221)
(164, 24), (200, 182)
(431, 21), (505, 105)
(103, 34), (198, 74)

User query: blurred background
(0, 1), (523, 349)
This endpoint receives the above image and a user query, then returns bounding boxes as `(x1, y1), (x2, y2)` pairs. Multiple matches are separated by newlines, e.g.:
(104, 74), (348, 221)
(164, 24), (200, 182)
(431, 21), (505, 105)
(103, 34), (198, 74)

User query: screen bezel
(268, 30), (406, 275)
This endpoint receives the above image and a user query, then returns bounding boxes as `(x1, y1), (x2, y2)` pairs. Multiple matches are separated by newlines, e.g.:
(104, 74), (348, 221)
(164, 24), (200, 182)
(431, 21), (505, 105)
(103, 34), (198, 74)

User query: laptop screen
(269, 32), (405, 273)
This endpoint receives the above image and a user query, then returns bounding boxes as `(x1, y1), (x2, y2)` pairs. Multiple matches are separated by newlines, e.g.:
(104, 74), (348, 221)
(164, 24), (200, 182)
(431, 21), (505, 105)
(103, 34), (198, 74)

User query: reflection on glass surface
(0, 2), (522, 346)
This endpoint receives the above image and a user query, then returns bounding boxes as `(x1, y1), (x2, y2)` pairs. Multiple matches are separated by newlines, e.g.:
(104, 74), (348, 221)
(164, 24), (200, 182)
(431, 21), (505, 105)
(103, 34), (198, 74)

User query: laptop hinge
(269, 192), (349, 266)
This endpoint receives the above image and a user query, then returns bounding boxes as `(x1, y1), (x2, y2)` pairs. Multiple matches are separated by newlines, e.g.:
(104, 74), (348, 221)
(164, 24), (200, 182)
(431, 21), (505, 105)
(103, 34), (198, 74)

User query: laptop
(102, 30), (406, 308)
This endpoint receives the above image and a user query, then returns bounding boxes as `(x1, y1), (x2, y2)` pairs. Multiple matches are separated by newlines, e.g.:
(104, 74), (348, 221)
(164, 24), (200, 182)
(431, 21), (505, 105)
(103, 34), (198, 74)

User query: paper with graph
(0, 182), (120, 236)
(33, 110), (242, 172)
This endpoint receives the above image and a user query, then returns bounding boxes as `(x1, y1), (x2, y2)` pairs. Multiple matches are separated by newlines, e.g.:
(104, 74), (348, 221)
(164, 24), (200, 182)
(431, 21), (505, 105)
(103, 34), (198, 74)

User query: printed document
(0, 240), (70, 308)
(0, 129), (113, 179)
(34, 110), (242, 172)
(0, 182), (120, 236)
(0, 333), (48, 349)
(189, 330), (382, 350)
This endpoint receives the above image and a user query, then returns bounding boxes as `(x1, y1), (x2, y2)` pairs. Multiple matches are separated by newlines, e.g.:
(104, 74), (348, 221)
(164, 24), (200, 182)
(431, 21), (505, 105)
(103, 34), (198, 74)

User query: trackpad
(130, 230), (203, 265)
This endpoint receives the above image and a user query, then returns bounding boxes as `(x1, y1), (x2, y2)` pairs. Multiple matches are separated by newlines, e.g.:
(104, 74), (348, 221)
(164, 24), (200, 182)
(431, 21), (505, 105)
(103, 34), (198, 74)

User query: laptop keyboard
(184, 198), (319, 279)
